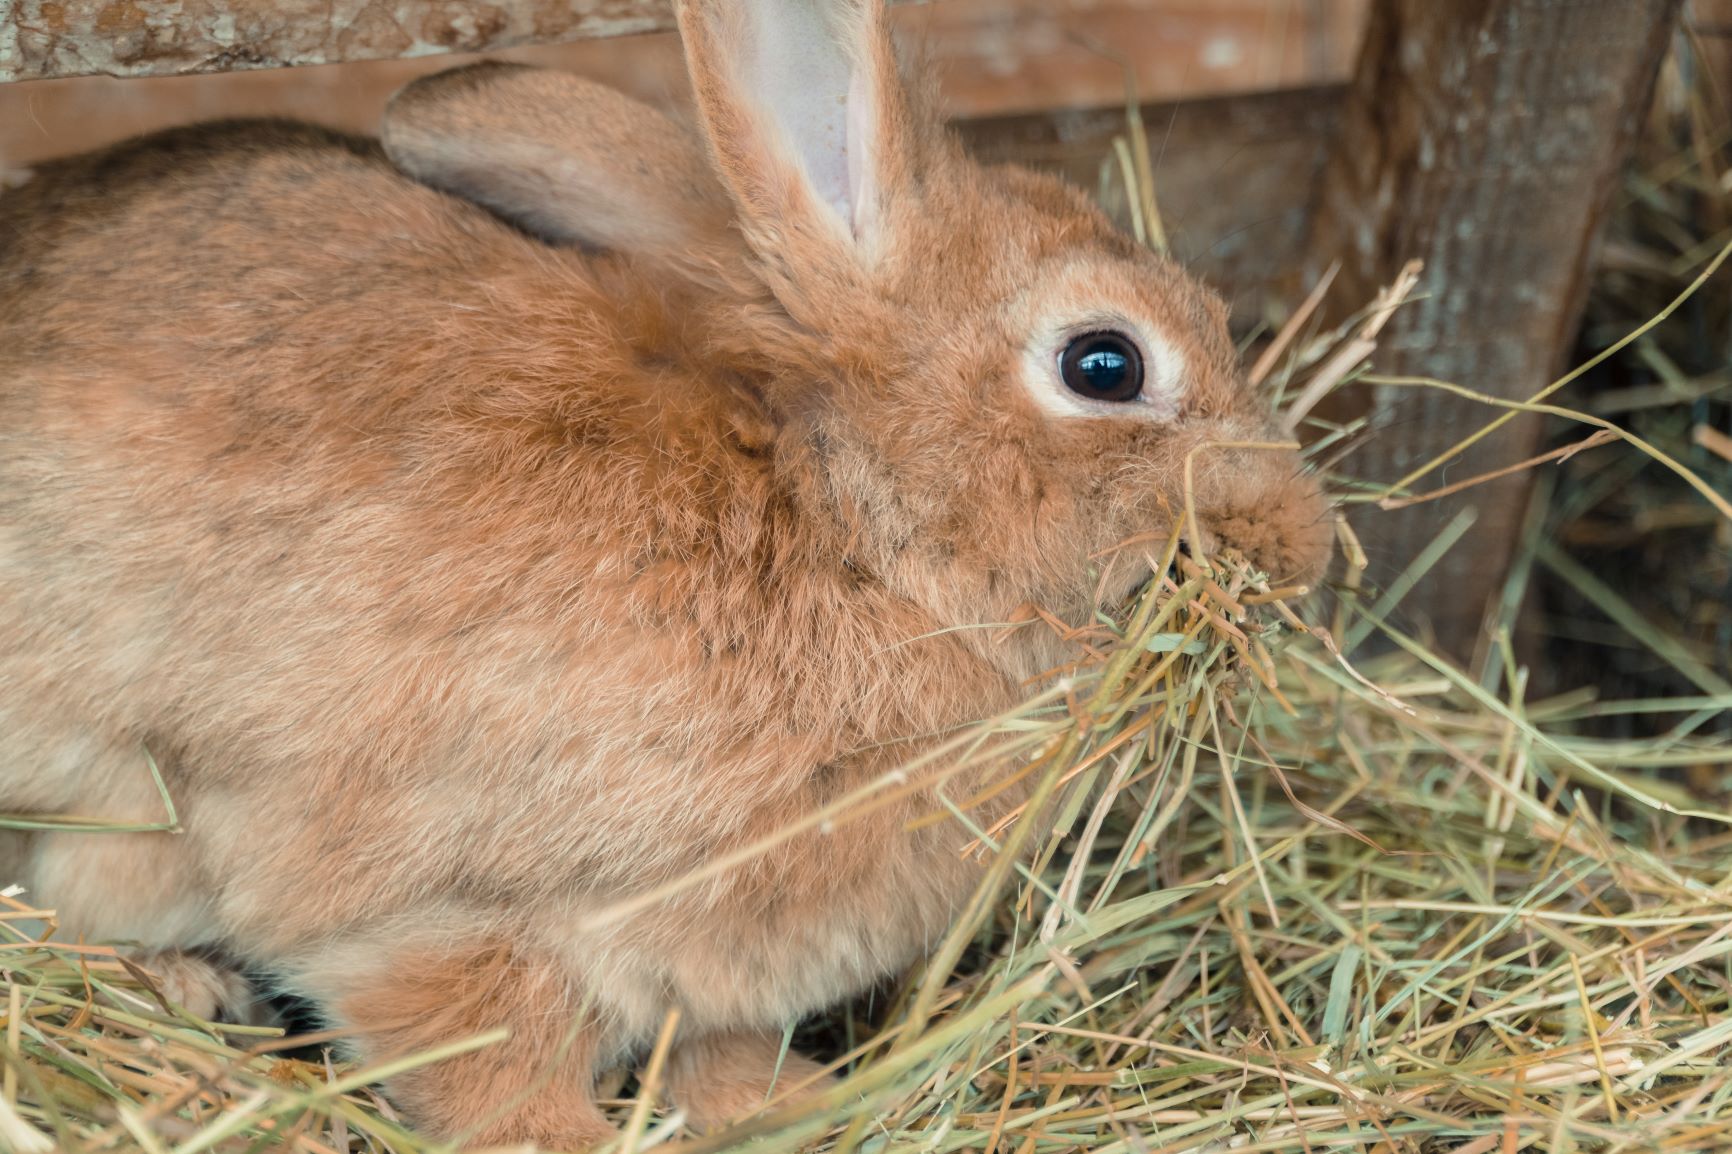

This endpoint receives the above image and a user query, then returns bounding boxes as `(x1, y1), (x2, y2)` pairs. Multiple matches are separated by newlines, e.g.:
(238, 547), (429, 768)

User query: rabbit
(0, 0), (1332, 1146)
(380, 60), (734, 263)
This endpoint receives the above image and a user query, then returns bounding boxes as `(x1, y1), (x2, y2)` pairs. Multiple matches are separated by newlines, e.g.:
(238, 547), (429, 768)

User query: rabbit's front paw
(665, 1029), (836, 1133)
(130, 949), (264, 1024)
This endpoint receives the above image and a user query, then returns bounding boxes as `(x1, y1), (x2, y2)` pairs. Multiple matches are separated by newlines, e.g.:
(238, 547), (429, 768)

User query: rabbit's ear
(678, 0), (910, 271)
(381, 63), (729, 258)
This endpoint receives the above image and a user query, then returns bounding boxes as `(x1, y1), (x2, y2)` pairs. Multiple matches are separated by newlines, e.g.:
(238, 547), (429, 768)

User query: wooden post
(1305, 0), (1683, 661)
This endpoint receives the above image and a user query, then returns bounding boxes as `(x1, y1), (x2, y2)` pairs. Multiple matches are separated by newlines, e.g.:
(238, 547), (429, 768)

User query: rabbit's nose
(1195, 464), (1334, 586)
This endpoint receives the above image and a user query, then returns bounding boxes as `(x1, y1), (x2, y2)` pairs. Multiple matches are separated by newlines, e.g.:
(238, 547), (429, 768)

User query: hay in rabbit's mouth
(6, 47), (1732, 1154)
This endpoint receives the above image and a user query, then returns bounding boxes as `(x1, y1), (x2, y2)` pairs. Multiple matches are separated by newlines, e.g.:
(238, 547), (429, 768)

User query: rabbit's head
(676, 1), (1332, 665)
(385, 1), (1334, 680)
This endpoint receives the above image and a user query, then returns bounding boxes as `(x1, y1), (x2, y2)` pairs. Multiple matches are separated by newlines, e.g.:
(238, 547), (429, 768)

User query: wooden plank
(1303, 0), (1683, 662)
(0, 1), (682, 83)
(0, 0), (1368, 93)
(0, 23), (1347, 318)
(895, 0), (1367, 117)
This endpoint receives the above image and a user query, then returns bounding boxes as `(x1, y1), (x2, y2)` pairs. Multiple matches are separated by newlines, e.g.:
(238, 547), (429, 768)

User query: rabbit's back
(0, 126), (722, 888)
(0, 123), (646, 782)
(0, 121), (1007, 968)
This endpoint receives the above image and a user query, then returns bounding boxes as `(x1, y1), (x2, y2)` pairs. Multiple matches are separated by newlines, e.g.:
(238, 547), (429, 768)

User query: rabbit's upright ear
(678, 0), (914, 278)
(382, 63), (730, 258)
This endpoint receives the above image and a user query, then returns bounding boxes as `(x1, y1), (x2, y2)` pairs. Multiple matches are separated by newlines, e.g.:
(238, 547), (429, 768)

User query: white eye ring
(1019, 317), (1186, 420)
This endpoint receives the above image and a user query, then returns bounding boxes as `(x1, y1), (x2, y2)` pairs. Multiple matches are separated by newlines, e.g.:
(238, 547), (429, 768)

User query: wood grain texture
(1305, 0), (1684, 660)
(892, 0), (1366, 117)
(0, 35), (1348, 320)
(0, 0), (1368, 93)
(0, 1), (682, 82)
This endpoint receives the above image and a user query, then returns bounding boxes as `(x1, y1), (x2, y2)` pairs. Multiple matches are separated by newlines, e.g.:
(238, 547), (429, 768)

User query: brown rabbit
(381, 60), (733, 262)
(0, 0), (1331, 1146)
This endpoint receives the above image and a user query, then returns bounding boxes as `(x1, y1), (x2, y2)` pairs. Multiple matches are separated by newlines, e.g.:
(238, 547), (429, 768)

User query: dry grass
(5, 33), (1732, 1154)
(5, 488), (1730, 1154)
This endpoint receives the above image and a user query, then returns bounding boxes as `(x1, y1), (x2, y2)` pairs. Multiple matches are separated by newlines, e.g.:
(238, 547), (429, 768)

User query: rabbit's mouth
(1172, 537), (1196, 578)
(1088, 538), (1188, 618)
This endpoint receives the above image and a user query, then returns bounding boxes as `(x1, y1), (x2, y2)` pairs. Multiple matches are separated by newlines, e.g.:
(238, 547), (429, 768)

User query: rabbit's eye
(1059, 332), (1143, 403)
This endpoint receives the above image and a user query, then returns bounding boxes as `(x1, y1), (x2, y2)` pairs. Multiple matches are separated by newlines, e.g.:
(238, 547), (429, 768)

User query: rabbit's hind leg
(0, 727), (244, 1022)
(7, 756), (255, 1024)
(28, 824), (215, 947)
(663, 1029), (835, 1133)
(17, 732), (216, 951)
(297, 939), (616, 1149)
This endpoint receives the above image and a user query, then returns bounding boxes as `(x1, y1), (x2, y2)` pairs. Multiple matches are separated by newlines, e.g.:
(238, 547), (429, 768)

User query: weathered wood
(895, 0), (1367, 117)
(960, 86), (1345, 321)
(0, 1), (682, 82)
(0, 0), (1369, 97)
(0, 3), (1365, 171)
(1304, 0), (1684, 661)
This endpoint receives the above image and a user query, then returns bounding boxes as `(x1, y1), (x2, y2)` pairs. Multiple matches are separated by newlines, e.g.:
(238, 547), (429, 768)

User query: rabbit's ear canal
(680, 0), (905, 260)
(381, 63), (728, 259)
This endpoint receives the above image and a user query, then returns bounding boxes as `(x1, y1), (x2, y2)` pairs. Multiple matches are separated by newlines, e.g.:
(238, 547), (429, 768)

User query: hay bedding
(5, 47), (1732, 1154)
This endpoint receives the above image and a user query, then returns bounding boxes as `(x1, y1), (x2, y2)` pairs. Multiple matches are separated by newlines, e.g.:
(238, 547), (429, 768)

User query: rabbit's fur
(0, 0), (1331, 1144)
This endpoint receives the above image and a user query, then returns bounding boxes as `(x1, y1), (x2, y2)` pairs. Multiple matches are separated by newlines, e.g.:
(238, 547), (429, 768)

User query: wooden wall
(0, 1), (1366, 172)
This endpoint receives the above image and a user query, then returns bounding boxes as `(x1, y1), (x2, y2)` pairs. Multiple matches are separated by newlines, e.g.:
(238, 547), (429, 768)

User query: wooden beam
(1303, 0), (1684, 661)
(0, 1), (684, 83)
(0, 0), (1369, 97)
(0, 47), (1345, 316)
(892, 0), (1367, 118)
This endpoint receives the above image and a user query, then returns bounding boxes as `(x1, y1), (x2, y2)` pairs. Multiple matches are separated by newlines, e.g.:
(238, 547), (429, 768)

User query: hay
(6, 35), (1732, 1154)
(8, 505), (1731, 1152)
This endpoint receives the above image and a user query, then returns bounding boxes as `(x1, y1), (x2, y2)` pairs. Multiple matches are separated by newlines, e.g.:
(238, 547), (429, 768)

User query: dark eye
(1059, 331), (1143, 403)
